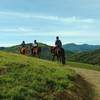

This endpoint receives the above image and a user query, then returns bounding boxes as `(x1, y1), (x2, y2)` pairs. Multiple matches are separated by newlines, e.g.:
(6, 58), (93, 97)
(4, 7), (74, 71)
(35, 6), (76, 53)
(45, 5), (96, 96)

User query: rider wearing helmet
(21, 41), (26, 47)
(33, 40), (38, 48)
(55, 36), (62, 48)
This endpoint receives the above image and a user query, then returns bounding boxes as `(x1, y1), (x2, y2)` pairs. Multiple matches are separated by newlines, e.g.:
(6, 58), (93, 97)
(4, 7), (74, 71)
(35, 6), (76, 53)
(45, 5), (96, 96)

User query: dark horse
(20, 47), (28, 55)
(50, 46), (66, 64)
(31, 47), (41, 58)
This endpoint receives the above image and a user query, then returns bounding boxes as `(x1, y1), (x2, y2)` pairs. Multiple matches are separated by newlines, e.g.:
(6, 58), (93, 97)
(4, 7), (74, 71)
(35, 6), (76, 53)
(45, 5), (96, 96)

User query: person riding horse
(20, 41), (28, 55)
(32, 40), (38, 48)
(55, 36), (62, 48)
(21, 41), (26, 48)
(51, 36), (65, 64)
(31, 40), (41, 57)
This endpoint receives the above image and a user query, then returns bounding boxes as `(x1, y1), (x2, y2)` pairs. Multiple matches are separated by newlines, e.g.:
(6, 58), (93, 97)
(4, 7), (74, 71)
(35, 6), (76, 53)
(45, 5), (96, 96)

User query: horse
(31, 47), (41, 58)
(50, 46), (66, 64)
(20, 47), (28, 55)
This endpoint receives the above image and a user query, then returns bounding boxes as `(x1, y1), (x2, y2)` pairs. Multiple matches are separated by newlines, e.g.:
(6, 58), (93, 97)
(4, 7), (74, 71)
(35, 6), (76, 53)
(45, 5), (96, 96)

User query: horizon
(1, 42), (100, 48)
(0, 0), (100, 46)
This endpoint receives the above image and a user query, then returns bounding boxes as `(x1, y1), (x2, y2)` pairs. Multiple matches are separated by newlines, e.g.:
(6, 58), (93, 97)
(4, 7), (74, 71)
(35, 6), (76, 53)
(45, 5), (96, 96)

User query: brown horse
(50, 46), (66, 64)
(31, 47), (41, 58)
(20, 47), (28, 55)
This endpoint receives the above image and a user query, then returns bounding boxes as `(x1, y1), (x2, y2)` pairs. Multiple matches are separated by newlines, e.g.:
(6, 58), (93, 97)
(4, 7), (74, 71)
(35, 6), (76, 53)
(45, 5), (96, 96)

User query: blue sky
(0, 0), (100, 46)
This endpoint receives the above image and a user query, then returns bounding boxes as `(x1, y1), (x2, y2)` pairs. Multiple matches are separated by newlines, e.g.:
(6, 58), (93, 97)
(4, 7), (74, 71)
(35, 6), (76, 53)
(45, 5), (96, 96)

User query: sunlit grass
(0, 51), (77, 100)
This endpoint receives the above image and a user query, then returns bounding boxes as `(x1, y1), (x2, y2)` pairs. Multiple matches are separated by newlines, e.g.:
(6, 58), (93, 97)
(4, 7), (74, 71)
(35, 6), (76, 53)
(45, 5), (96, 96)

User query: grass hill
(0, 51), (93, 100)
(63, 43), (100, 52)
(70, 48), (100, 65)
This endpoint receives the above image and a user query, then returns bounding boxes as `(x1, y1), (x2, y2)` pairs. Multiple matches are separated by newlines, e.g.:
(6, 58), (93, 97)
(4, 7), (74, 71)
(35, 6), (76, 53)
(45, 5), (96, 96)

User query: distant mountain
(70, 48), (100, 65)
(63, 43), (100, 52)
(0, 47), (5, 50)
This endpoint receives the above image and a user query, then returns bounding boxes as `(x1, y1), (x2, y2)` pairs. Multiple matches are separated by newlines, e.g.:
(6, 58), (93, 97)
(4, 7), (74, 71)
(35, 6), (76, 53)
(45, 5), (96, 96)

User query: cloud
(0, 27), (83, 36)
(0, 27), (100, 37)
(0, 27), (33, 32)
(0, 11), (95, 24)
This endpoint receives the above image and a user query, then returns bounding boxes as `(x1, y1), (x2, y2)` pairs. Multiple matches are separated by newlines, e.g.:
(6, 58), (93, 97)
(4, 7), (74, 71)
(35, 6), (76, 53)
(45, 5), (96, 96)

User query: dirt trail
(69, 67), (100, 100)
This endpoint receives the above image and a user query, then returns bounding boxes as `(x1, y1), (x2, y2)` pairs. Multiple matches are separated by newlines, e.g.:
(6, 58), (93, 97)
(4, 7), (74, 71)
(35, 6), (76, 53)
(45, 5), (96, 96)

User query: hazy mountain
(63, 43), (100, 52)
(70, 48), (100, 65)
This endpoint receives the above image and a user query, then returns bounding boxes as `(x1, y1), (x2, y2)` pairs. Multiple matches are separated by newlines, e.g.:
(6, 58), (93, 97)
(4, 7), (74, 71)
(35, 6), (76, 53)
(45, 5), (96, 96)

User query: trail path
(69, 67), (100, 100)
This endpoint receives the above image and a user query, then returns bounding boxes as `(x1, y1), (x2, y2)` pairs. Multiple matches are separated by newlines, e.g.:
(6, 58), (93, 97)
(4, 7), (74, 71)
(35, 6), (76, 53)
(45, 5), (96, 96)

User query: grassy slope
(0, 51), (93, 100)
(0, 51), (75, 100)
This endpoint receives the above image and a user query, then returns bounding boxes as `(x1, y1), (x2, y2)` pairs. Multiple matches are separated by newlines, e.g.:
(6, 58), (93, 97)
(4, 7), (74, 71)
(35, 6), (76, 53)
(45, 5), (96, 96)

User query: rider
(21, 41), (26, 48)
(32, 40), (38, 48)
(55, 36), (62, 48)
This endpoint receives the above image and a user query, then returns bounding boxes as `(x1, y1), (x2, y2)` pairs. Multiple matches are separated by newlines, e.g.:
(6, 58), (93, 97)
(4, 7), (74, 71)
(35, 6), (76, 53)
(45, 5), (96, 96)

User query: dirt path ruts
(69, 67), (100, 100)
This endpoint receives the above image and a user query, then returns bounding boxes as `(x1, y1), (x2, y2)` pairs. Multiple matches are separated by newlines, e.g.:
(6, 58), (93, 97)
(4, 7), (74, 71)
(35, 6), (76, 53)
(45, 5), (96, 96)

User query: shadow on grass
(54, 75), (94, 100)
(74, 75), (94, 100)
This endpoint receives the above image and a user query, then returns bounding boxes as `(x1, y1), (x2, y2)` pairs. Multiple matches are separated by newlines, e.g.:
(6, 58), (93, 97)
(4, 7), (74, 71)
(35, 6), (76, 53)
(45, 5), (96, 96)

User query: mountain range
(70, 48), (100, 65)
(63, 43), (100, 52)
(1, 43), (100, 52)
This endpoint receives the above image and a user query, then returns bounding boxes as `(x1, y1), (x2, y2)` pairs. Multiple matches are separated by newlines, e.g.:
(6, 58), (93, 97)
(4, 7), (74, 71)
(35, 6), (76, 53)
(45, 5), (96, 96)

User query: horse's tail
(38, 47), (41, 58)
(39, 47), (41, 53)
(61, 48), (66, 64)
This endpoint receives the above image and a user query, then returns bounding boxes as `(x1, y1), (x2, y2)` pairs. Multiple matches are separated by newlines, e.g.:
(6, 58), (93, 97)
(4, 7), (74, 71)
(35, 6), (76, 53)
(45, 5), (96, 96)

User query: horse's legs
(36, 53), (39, 58)
(52, 55), (55, 61)
(33, 52), (36, 56)
(23, 50), (25, 55)
(31, 48), (33, 55)
(57, 55), (60, 62)
(61, 56), (65, 64)
(59, 56), (62, 62)
(61, 50), (66, 65)
(37, 53), (40, 58)
(37, 49), (40, 58)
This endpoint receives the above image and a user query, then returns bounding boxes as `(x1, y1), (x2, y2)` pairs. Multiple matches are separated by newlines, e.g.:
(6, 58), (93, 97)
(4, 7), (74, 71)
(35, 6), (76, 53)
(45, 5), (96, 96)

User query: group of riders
(21, 36), (62, 49)
(20, 36), (65, 64)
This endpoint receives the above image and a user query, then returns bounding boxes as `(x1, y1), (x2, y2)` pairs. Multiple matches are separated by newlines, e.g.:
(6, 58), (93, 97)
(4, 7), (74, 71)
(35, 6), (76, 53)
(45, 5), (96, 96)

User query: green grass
(67, 61), (100, 71)
(0, 51), (78, 100)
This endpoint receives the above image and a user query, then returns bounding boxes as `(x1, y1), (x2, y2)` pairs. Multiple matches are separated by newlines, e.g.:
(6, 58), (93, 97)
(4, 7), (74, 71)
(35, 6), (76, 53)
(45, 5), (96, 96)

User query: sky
(0, 0), (100, 47)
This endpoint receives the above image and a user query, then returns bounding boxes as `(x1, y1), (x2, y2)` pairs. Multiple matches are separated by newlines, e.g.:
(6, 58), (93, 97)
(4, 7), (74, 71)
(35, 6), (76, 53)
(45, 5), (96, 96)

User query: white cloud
(0, 27), (82, 36)
(0, 11), (95, 24)
(0, 27), (33, 32)
(0, 28), (100, 37)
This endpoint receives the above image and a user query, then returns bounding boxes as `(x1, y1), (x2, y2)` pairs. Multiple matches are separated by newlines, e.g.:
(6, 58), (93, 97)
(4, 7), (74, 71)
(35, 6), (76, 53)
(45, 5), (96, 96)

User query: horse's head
(50, 46), (55, 54)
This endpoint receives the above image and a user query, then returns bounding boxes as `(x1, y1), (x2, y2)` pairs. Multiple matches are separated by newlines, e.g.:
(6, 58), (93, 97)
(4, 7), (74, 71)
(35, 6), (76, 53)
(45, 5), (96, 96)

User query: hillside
(0, 51), (92, 100)
(0, 43), (52, 60)
(63, 43), (100, 52)
(70, 49), (100, 65)
(1, 43), (100, 53)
